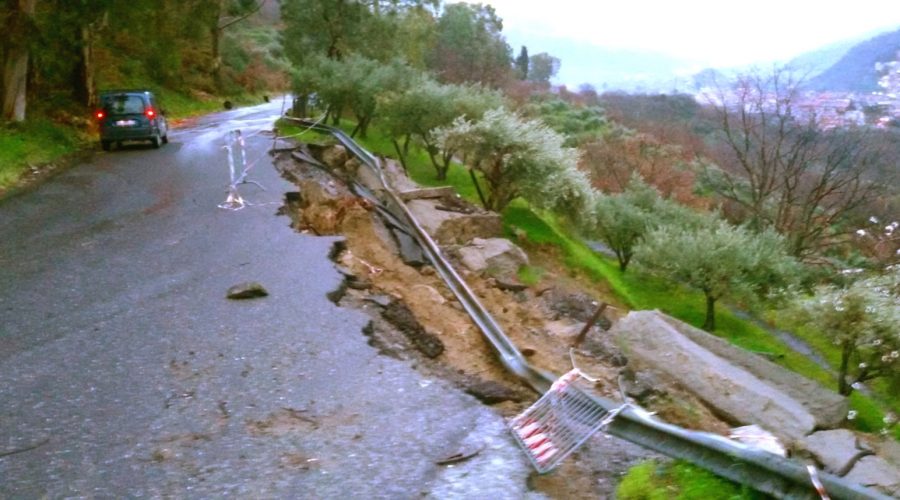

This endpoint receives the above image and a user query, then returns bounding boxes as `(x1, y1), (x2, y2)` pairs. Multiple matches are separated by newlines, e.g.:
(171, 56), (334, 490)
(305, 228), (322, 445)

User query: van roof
(99, 89), (154, 96)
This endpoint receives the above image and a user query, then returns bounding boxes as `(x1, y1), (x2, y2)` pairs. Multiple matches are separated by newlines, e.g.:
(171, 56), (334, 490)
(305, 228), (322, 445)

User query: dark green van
(96, 90), (169, 151)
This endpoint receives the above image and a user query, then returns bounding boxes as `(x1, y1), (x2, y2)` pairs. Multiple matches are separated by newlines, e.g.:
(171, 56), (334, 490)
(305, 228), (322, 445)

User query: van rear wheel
(151, 132), (161, 148)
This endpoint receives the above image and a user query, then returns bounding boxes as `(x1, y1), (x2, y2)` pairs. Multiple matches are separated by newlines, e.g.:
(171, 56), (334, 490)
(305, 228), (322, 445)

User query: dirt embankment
(272, 144), (733, 497)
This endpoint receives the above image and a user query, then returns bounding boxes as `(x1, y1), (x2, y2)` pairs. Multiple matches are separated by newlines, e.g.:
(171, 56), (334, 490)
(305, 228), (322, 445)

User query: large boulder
(612, 310), (818, 442)
(844, 455), (900, 496)
(407, 199), (502, 245)
(455, 238), (528, 281)
(656, 314), (848, 429)
(801, 429), (870, 476)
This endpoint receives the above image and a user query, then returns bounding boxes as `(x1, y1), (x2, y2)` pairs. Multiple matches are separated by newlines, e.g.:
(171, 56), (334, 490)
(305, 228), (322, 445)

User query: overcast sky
(478, 0), (900, 68)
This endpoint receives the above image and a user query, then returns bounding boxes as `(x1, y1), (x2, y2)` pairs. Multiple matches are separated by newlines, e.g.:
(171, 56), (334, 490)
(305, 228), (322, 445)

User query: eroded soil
(273, 145), (730, 498)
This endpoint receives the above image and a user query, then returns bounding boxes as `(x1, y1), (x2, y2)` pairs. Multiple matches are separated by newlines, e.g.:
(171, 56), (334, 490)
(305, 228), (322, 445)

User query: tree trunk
(74, 15), (105, 108)
(617, 252), (630, 272)
(209, 0), (224, 89)
(838, 342), (853, 396)
(469, 169), (487, 208)
(392, 139), (408, 173)
(2, 51), (28, 121)
(702, 293), (716, 331)
(1, 0), (37, 122)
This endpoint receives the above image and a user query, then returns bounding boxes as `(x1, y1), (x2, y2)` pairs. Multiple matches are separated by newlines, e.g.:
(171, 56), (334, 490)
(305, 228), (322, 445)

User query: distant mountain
(786, 38), (860, 78)
(806, 28), (900, 92)
(503, 28), (698, 92)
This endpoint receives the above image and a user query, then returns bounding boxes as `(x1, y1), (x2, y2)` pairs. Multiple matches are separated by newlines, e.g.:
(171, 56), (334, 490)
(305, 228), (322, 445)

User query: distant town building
(694, 52), (900, 130)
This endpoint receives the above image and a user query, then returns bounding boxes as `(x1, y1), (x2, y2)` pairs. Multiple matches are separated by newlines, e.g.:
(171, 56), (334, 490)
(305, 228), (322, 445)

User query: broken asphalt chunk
(227, 282), (269, 300)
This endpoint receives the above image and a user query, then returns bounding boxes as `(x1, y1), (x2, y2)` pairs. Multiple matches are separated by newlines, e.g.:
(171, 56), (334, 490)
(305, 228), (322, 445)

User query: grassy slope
(333, 120), (897, 436)
(0, 120), (84, 189)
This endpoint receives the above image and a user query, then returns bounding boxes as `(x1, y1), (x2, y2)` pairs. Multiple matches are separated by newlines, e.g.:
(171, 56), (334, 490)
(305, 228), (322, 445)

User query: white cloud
(475, 0), (900, 67)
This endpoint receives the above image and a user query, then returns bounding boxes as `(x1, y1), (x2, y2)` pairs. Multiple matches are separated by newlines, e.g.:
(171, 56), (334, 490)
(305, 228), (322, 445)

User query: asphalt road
(0, 101), (537, 498)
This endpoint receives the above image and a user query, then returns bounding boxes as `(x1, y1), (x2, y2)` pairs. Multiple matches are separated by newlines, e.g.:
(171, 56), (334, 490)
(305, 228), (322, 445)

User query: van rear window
(105, 95), (144, 114)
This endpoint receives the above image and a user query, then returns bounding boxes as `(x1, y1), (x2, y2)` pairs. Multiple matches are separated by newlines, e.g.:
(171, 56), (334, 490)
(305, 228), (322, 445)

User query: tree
(635, 219), (798, 331)
(379, 78), (503, 178)
(794, 267), (900, 396)
(580, 128), (703, 207)
(281, 0), (368, 62)
(207, 0), (267, 88)
(294, 54), (411, 135)
(527, 52), (559, 85)
(523, 96), (609, 146)
(1, 0), (38, 121)
(702, 67), (890, 259)
(514, 45), (528, 80)
(426, 2), (512, 87)
(581, 176), (662, 272)
(432, 107), (589, 214)
(282, 0), (437, 65)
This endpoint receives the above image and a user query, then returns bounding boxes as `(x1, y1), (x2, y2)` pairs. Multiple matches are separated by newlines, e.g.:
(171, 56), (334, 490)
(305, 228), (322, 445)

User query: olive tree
(794, 267), (900, 396)
(432, 107), (587, 213)
(379, 78), (503, 178)
(293, 54), (411, 136)
(581, 176), (660, 272)
(635, 219), (798, 331)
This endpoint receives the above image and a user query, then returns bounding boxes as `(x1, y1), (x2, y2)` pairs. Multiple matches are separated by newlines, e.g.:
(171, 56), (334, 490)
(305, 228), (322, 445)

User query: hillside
(807, 27), (900, 92)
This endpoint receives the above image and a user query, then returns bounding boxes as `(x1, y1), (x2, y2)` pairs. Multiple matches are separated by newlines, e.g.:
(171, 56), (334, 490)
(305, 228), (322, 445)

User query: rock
(844, 455), (900, 496)
(455, 238), (528, 282)
(390, 227), (427, 267)
(345, 276), (372, 290)
(226, 282), (268, 300)
(612, 310), (817, 441)
(398, 186), (457, 201)
(292, 179), (370, 235)
(381, 301), (444, 358)
(619, 368), (664, 401)
(494, 276), (528, 292)
(874, 438), (900, 469)
(540, 288), (611, 329)
(801, 429), (870, 476)
(320, 145), (349, 169)
(365, 295), (393, 308)
(457, 375), (527, 404)
(406, 199), (502, 245)
(655, 314), (848, 429)
(343, 157), (362, 176)
(578, 328), (626, 366)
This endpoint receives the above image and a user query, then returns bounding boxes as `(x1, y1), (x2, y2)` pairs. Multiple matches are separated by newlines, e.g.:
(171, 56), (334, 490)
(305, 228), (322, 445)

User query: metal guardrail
(281, 117), (888, 500)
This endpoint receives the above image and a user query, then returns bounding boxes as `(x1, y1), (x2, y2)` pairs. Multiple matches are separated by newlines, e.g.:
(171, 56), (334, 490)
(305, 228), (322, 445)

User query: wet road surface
(0, 102), (536, 498)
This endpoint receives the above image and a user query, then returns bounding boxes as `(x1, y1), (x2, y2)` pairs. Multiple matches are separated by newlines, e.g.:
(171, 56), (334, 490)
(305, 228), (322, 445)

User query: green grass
(274, 118), (337, 147)
(517, 265), (545, 286)
(0, 119), (83, 190)
(503, 199), (897, 435)
(617, 460), (763, 500)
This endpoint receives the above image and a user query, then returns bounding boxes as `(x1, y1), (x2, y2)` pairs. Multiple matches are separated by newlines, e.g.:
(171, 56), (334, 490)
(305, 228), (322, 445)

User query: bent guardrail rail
(281, 116), (888, 500)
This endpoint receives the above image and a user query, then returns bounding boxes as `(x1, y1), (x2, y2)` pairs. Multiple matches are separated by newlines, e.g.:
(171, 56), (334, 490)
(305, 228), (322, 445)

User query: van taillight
(95, 110), (105, 120)
(145, 108), (156, 119)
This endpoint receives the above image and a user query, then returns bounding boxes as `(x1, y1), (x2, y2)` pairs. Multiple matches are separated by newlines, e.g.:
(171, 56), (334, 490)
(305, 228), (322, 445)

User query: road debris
(227, 281), (269, 299)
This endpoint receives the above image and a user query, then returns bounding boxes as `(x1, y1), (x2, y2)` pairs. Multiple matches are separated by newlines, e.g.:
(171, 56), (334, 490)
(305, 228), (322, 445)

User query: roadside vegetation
(0, 0), (288, 194)
(5, 0), (900, 493)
